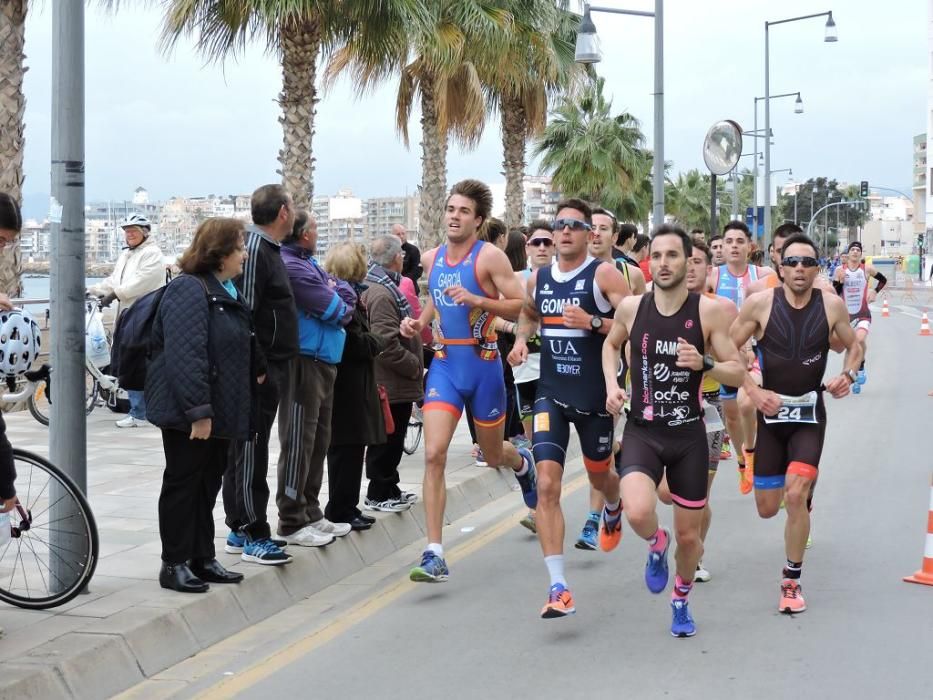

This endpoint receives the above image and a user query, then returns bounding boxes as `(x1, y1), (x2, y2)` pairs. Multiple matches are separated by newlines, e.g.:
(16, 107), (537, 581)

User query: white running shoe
(364, 497), (411, 512)
(694, 563), (711, 583)
(279, 525), (334, 547)
(115, 415), (148, 428)
(309, 517), (351, 538)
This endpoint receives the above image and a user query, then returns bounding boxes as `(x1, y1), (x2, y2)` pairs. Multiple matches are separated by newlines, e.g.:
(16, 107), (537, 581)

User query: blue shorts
(423, 348), (506, 428)
(531, 397), (613, 472)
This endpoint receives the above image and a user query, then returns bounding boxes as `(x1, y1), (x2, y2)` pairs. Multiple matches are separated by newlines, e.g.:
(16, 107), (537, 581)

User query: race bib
(763, 391), (819, 424)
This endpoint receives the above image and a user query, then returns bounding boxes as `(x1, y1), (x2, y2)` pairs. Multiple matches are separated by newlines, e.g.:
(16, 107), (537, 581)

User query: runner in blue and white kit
(509, 198), (632, 618)
(708, 221), (775, 494)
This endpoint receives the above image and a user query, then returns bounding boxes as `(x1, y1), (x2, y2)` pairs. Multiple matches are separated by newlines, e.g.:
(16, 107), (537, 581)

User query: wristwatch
(702, 354), (715, 372)
(590, 315), (603, 331)
(844, 369), (858, 384)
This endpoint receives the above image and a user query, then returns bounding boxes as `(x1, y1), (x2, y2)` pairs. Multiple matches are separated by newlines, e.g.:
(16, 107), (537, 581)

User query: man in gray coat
(362, 235), (424, 512)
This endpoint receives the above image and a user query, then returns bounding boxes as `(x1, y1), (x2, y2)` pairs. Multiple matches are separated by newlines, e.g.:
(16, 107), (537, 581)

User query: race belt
(762, 390), (819, 425)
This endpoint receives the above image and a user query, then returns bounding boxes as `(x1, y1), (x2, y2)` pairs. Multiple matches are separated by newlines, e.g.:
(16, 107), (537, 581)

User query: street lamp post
(764, 10), (836, 248)
(576, 1), (664, 227)
(754, 92), (801, 235)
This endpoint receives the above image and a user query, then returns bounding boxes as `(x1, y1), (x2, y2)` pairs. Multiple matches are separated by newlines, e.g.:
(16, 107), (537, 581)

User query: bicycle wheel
(0, 449), (99, 609)
(403, 405), (423, 456)
(26, 371), (98, 426)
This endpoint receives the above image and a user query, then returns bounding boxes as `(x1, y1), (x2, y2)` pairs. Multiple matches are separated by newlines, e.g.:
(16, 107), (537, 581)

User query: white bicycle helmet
(120, 213), (151, 231)
(0, 309), (41, 377)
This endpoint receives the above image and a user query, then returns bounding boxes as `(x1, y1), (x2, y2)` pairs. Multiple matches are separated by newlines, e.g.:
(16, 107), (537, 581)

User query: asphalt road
(142, 305), (933, 700)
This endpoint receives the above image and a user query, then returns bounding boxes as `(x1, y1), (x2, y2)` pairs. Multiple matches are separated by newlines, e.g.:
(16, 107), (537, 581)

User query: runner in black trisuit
(731, 232), (862, 614)
(602, 225), (745, 638)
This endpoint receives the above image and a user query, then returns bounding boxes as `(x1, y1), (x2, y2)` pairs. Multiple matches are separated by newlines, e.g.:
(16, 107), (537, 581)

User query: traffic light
(919, 233), (925, 246)
(859, 180), (869, 197)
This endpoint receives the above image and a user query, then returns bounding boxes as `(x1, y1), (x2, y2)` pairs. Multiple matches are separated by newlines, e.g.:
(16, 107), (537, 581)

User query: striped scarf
(365, 263), (412, 318)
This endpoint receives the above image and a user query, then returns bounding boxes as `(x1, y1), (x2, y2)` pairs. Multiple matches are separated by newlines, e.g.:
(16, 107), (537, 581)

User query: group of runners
(400, 178), (883, 638)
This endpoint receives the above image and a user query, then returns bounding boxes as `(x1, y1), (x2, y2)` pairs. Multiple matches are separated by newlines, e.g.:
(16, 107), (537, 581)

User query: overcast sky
(18, 0), (927, 217)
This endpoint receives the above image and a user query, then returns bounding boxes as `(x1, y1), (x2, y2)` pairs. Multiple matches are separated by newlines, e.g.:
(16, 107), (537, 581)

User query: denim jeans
(128, 390), (147, 420)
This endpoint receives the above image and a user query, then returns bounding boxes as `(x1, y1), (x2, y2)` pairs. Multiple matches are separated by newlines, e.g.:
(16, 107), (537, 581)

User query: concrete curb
(0, 444), (583, 700)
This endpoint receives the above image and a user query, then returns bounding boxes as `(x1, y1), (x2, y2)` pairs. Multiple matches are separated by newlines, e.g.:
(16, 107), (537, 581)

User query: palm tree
(533, 76), (648, 218)
(0, 0), (27, 295)
(482, 0), (580, 229)
(665, 169), (711, 232)
(327, 1), (510, 246)
(161, 1), (423, 210)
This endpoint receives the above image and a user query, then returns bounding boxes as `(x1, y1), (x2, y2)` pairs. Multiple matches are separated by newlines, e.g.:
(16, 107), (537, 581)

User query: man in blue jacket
(276, 210), (359, 545)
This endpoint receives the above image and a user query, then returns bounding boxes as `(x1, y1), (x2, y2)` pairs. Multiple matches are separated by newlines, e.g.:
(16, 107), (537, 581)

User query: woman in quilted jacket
(146, 217), (256, 593)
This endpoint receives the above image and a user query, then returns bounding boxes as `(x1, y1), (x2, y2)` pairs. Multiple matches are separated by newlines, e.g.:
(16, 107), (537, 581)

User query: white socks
(427, 542), (444, 557)
(544, 555), (566, 587)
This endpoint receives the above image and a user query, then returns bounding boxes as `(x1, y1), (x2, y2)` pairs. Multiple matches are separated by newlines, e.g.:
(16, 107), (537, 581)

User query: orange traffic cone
(904, 475), (933, 586)
(882, 298), (890, 318)
(920, 311), (932, 336)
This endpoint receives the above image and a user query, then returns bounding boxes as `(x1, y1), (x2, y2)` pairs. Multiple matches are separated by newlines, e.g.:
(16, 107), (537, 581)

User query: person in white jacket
(88, 213), (165, 428)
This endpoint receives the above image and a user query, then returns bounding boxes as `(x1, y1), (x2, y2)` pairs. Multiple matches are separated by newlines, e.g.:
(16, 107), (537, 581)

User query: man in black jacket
(393, 224), (421, 284)
(222, 184), (298, 565)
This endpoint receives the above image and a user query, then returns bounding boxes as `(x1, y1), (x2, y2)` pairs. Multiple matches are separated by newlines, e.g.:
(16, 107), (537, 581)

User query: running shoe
(519, 511), (537, 533)
(598, 508), (622, 552)
(694, 563), (711, 583)
(241, 537), (292, 565)
(852, 382), (861, 395)
(857, 369), (867, 385)
(472, 444), (488, 467)
(575, 513), (599, 551)
(738, 465), (753, 496)
(514, 447), (538, 509)
(399, 490), (418, 504)
(540, 583), (575, 619)
(670, 599), (696, 638)
(779, 579), (807, 614)
(410, 551), (449, 582)
(645, 528), (671, 594)
(224, 531), (288, 554)
(720, 436), (732, 461)
(806, 535), (813, 549)
(509, 435), (532, 451)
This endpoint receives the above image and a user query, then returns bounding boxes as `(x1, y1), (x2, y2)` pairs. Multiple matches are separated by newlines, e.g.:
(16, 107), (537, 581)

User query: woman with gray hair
(362, 235), (424, 511)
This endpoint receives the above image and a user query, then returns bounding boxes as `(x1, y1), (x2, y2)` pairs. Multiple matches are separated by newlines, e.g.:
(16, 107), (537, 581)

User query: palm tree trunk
(500, 96), (527, 230)
(419, 74), (447, 248)
(0, 0), (27, 296)
(278, 18), (320, 211)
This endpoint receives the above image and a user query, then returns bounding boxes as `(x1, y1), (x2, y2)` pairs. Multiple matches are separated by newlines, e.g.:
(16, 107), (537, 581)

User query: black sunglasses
(527, 238), (553, 248)
(781, 256), (819, 268)
(553, 217), (591, 232)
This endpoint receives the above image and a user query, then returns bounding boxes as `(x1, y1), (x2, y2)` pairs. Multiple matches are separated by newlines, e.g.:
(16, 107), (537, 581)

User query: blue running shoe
(852, 382), (861, 395)
(575, 513), (599, 550)
(857, 369), (866, 385)
(224, 530), (247, 554)
(670, 599), (696, 637)
(225, 530), (288, 554)
(242, 537), (292, 565)
(410, 551), (449, 582)
(645, 528), (671, 593)
(514, 447), (538, 509)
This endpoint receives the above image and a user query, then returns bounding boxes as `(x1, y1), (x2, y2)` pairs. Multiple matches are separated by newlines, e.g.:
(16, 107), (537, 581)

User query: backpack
(111, 275), (207, 391)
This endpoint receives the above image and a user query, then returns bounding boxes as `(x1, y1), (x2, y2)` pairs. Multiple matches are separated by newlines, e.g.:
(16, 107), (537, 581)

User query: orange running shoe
(743, 448), (756, 479)
(541, 584), (576, 618)
(779, 579), (807, 614)
(599, 509), (623, 552)
(738, 466), (753, 495)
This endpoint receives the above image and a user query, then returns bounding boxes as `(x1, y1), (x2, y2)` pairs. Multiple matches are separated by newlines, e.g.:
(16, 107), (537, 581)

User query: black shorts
(754, 407), (826, 490)
(515, 381), (537, 419)
(618, 420), (708, 509)
(532, 397), (613, 472)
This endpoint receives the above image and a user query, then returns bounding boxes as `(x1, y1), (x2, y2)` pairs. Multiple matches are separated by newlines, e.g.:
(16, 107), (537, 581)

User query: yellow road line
(197, 471), (590, 699)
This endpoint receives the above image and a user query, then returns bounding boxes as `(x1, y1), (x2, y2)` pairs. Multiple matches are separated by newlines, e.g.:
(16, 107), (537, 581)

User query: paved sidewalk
(0, 404), (531, 698)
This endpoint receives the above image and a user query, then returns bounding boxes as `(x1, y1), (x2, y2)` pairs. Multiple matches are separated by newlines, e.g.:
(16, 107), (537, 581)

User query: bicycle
(21, 298), (127, 426)
(403, 402), (423, 455)
(0, 448), (99, 609)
